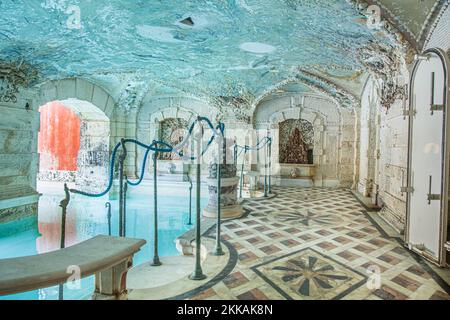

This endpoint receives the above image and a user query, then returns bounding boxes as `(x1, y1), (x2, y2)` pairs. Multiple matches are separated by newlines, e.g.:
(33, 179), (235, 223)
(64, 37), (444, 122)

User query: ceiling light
(240, 42), (276, 54)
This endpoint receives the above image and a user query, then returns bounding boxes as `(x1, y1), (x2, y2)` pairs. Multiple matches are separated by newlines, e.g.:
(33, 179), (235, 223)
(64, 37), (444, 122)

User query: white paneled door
(407, 49), (449, 265)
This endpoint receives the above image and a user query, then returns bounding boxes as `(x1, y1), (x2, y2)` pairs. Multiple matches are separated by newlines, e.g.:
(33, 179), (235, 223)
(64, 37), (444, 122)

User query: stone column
(92, 257), (132, 300)
(203, 163), (243, 219)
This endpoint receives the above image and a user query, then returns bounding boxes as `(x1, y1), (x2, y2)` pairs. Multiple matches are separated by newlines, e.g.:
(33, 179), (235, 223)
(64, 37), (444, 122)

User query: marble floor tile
(188, 187), (450, 300)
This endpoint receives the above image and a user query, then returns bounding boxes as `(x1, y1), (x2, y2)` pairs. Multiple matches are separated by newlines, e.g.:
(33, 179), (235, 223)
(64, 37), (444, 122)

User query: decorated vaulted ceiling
(0, 0), (446, 114)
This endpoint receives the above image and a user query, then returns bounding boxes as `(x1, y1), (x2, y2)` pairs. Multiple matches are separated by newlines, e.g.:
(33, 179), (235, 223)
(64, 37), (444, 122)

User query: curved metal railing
(60, 116), (225, 283)
(234, 136), (273, 198)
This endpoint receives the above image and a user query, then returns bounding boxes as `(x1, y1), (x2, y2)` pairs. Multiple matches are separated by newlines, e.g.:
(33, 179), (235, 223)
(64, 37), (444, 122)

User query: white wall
(358, 75), (409, 233)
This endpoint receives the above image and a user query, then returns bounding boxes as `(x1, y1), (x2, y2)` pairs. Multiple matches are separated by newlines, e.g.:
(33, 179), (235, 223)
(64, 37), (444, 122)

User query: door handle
(427, 175), (441, 205)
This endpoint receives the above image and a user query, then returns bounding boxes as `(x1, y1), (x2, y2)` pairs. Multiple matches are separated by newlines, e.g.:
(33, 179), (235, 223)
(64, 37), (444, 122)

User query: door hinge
(403, 109), (416, 118)
(430, 104), (444, 115)
(427, 194), (442, 203)
(427, 175), (441, 204)
(400, 186), (414, 193)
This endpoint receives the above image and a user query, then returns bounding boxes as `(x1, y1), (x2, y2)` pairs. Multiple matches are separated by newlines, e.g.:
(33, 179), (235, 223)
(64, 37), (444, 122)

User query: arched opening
(37, 99), (110, 194)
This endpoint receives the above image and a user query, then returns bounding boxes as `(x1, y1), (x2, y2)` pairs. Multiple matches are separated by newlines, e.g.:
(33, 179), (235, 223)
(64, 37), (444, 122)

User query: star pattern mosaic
(188, 187), (450, 300)
(253, 248), (367, 300)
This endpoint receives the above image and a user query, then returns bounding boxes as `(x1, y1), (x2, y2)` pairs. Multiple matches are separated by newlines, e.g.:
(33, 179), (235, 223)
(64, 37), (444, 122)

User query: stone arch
(423, 2), (450, 51)
(36, 78), (116, 120)
(253, 92), (357, 188)
(34, 78), (118, 192)
(266, 104), (325, 186)
(136, 96), (206, 178)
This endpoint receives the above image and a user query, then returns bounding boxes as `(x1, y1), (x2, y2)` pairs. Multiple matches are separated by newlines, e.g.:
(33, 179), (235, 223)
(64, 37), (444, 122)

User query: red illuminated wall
(38, 102), (81, 171)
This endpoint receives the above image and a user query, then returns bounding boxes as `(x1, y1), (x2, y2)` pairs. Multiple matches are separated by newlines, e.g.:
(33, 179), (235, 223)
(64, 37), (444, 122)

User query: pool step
(175, 218), (216, 255)
(157, 174), (187, 182)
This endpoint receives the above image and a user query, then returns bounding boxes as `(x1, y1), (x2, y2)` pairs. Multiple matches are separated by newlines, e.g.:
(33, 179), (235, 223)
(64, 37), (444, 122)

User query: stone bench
(0, 235), (146, 300)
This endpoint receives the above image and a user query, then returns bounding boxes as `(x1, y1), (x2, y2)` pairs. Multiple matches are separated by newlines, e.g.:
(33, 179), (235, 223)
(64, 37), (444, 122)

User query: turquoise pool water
(0, 182), (208, 300)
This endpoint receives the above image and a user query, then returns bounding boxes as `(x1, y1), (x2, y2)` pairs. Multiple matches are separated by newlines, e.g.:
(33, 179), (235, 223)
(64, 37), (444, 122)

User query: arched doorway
(37, 99), (110, 193)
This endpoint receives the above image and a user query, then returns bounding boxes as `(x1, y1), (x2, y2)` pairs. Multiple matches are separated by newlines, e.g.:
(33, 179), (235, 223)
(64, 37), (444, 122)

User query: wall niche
(158, 117), (188, 161)
(279, 119), (314, 165)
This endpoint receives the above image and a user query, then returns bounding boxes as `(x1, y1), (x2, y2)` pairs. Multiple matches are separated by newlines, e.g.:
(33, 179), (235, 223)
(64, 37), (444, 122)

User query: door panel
(408, 52), (447, 262)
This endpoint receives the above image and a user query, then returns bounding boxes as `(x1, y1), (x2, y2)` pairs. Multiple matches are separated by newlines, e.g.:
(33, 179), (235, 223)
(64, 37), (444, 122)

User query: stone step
(0, 185), (38, 201)
(157, 174), (187, 182)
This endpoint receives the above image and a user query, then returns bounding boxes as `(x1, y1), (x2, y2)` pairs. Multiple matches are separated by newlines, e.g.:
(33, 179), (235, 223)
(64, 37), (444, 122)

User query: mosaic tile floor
(190, 187), (450, 300)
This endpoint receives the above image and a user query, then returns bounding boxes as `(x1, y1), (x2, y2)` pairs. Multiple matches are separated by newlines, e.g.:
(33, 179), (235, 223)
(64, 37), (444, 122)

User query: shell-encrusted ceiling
(0, 0), (444, 112)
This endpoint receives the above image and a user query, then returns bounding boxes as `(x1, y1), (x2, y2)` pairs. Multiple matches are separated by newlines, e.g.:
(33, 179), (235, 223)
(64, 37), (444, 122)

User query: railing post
(118, 139), (127, 237)
(123, 175), (128, 237)
(264, 139), (268, 198)
(105, 202), (112, 236)
(187, 171), (193, 225)
(268, 137), (272, 195)
(58, 183), (70, 300)
(213, 133), (224, 256)
(151, 149), (161, 266)
(190, 121), (206, 281)
(239, 148), (246, 199)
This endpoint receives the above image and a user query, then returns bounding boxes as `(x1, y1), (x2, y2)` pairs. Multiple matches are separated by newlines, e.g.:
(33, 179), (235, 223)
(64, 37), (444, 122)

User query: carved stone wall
(0, 78), (120, 226)
(136, 97), (214, 177)
(253, 93), (358, 188)
(0, 89), (40, 224)
(76, 119), (110, 192)
(358, 76), (408, 233)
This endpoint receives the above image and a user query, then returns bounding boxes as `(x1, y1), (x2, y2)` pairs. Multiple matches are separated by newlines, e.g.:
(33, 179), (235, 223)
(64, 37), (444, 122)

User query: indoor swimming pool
(0, 182), (208, 300)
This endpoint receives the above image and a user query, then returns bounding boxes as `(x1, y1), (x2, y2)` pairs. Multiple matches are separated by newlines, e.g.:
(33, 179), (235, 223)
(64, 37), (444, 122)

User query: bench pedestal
(92, 257), (133, 300)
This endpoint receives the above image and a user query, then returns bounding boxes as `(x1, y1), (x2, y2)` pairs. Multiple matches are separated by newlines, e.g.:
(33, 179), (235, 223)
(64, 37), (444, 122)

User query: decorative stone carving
(209, 81), (254, 123)
(203, 139), (243, 219)
(117, 77), (149, 112)
(356, 42), (407, 109)
(279, 119), (314, 164)
(158, 118), (188, 160)
(345, 0), (417, 53)
(208, 164), (237, 179)
(291, 168), (300, 178)
(0, 60), (38, 103)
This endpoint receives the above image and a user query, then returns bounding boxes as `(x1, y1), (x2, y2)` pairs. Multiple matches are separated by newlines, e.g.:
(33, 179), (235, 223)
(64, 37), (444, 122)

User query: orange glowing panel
(38, 102), (81, 171)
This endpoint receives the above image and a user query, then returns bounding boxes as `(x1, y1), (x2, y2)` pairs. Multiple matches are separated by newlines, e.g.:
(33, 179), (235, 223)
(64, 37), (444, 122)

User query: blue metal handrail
(235, 136), (273, 197)
(63, 116), (224, 280)
(70, 117), (224, 197)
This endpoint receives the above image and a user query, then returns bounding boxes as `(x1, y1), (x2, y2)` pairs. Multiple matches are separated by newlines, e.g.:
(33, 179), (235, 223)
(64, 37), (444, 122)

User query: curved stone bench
(0, 235), (146, 300)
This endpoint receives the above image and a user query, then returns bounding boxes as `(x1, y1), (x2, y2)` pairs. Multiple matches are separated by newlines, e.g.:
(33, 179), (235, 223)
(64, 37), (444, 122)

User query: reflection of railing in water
(59, 116), (225, 285)
(234, 136), (273, 198)
(185, 171), (193, 226)
(105, 202), (112, 236)
(58, 183), (70, 300)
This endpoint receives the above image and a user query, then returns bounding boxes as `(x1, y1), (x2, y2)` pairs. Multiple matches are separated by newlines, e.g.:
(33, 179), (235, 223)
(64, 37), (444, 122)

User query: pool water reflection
(0, 182), (208, 300)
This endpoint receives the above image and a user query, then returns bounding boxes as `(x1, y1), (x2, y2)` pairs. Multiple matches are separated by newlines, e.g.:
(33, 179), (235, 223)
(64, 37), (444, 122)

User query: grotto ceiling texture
(0, 0), (446, 114)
